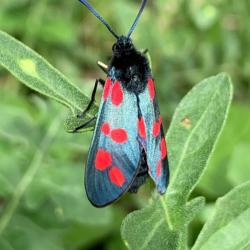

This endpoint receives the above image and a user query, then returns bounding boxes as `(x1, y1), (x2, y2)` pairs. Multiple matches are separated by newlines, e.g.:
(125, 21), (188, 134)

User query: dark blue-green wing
(85, 78), (142, 207)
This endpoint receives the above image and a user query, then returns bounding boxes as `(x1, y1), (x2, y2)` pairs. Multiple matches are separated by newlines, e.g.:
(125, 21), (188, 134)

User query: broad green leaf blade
(121, 73), (233, 250)
(121, 201), (180, 250)
(192, 181), (250, 250)
(0, 30), (98, 130)
(167, 73), (233, 197)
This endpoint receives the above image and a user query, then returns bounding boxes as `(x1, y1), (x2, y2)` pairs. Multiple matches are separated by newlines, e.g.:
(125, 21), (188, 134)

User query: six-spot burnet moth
(76, 0), (169, 207)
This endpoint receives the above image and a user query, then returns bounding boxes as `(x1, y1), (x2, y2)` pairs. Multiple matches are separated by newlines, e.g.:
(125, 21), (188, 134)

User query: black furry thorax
(108, 36), (151, 94)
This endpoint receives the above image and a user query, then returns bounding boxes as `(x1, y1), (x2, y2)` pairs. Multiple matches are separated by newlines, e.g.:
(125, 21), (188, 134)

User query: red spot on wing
(101, 122), (110, 136)
(148, 78), (155, 101)
(153, 122), (160, 137)
(138, 117), (146, 138)
(108, 166), (126, 187)
(95, 149), (112, 171)
(160, 137), (167, 159)
(111, 81), (123, 106)
(152, 116), (163, 137)
(103, 78), (112, 101)
(111, 128), (128, 143)
(156, 160), (162, 177)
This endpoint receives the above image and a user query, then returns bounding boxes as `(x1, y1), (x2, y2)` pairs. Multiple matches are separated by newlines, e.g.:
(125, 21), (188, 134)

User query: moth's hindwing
(138, 78), (169, 193)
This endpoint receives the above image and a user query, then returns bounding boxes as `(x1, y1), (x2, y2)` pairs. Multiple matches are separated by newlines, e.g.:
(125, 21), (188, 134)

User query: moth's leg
(98, 78), (105, 87)
(97, 60), (109, 74)
(73, 115), (97, 133)
(142, 49), (148, 55)
(77, 78), (105, 118)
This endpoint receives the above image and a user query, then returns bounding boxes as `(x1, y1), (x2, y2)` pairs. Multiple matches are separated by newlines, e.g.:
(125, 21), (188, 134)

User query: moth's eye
(126, 43), (132, 50)
(112, 44), (119, 51)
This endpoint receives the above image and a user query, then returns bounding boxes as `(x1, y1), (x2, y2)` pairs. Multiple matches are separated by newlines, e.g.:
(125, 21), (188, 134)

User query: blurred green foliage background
(0, 0), (250, 249)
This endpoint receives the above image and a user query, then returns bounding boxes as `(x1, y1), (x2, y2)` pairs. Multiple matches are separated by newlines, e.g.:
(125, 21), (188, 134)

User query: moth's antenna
(78, 0), (119, 39)
(127, 0), (148, 38)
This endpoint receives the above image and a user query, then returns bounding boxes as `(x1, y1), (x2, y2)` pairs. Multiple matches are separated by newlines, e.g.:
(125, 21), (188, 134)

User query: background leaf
(121, 73), (233, 250)
(192, 181), (250, 250)
(227, 144), (250, 185)
(198, 104), (250, 197)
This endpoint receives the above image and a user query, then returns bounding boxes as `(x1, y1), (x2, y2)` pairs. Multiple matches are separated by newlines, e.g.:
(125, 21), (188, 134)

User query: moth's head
(112, 36), (135, 56)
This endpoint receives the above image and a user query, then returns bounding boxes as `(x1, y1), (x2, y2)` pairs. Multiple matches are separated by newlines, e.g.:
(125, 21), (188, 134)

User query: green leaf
(198, 104), (250, 197)
(0, 30), (98, 131)
(189, 1), (219, 30)
(1, 214), (64, 250)
(192, 181), (250, 250)
(121, 73), (233, 250)
(227, 144), (250, 185)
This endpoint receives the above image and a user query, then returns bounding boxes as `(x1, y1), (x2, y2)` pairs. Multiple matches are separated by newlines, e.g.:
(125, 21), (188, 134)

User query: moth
(76, 0), (169, 207)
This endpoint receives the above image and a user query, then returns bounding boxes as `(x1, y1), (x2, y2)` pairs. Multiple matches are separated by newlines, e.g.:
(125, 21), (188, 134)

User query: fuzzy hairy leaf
(121, 73), (233, 250)
(193, 181), (250, 250)
(0, 30), (98, 131)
